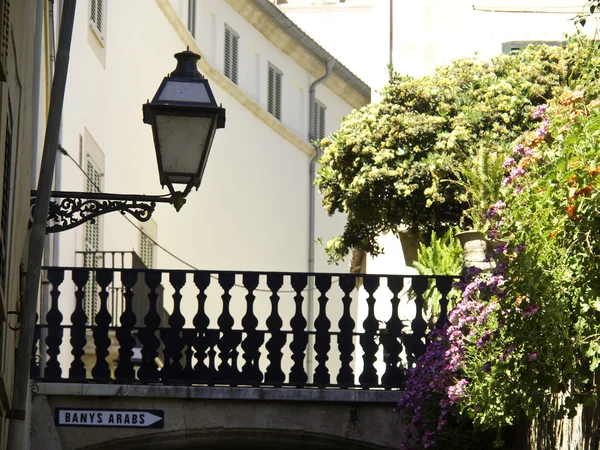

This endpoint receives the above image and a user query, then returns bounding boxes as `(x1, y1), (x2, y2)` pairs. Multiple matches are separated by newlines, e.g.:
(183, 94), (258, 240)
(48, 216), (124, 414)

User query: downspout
(307, 57), (335, 378)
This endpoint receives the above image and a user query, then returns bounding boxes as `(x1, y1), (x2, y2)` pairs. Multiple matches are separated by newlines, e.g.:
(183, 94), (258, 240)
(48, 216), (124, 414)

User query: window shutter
(275, 70), (282, 120)
(84, 159), (102, 324)
(96, 0), (103, 32)
(268, 64), (282, 120)
(139, 232), (155, 269)
(224, 26), (239, 84)
(224, 27), (231, 79)
(268, 65), (275, 116)
(90, 0), (97, 23)
(188, 0), (196, 37)
(231, 32), (239, 84)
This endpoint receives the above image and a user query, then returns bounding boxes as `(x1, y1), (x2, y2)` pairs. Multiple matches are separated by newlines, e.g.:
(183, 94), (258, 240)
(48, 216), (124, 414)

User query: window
(501, 40), (564, 55)
(84, 157), (102, 323)
(312, 100), (326, 141)
(224, 24), (239, 84)
(139, 232), (155, 269)
(89, 0), (106, 42)
(188, 0), (197, 38)
(268, 63), (283, 120)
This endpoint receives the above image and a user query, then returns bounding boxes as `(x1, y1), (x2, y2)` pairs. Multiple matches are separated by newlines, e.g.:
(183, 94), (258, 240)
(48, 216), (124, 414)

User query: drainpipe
(6, 1), (76, 448)
(307, 57), (335, 378)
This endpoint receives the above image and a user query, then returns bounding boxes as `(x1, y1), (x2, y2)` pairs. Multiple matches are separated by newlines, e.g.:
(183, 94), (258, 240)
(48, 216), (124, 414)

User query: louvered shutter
(268, 64), (282, 120)
(188, 0), (196, 37)
(84, 159), (102, 324)
(224, 26), (239, 84)
(231, 31), (239, 84)
(96, 0), (103, 32)
(140, 232), (155, 269)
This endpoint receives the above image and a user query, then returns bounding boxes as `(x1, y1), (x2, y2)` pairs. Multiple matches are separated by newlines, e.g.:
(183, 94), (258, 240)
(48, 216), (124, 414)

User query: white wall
(58, 0), (356, 274)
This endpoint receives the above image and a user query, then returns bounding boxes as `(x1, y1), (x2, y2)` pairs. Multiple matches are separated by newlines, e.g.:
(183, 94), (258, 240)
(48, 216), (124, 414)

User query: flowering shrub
(399, 86), (600, 447)
(317, 37), (600, 262)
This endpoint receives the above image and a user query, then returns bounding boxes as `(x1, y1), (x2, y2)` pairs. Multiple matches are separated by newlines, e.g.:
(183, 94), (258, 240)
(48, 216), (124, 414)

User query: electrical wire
(57, 145), (339, 293)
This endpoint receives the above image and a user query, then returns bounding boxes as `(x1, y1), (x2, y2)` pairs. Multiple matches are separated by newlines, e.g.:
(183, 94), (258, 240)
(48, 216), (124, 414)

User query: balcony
(32, 266), (457, 390)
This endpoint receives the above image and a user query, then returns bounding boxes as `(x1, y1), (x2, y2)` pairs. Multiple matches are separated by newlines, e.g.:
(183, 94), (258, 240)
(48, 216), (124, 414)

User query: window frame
(267, 63), (283, 121)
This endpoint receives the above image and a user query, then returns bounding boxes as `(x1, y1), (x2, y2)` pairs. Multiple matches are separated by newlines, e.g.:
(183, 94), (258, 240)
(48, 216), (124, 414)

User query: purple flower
(528, 352), (539, 361)
(500, 344), (517, 361)
(503, 167), (527, 186)
(513, 144), (525, 155)
(503, 157), (516, 168)
(487, 229), (500, 239)
(514, 244), (526, 254)
(514, 184), (524, 195)
(447, 379), (469, 403)
(533, 104), (549, 118)
(482, 362), (492, 372)
(523, 304), (540, 318)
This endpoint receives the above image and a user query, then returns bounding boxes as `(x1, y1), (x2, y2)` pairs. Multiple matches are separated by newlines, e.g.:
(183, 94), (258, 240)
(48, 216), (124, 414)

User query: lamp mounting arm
(29, 190), (186, 233)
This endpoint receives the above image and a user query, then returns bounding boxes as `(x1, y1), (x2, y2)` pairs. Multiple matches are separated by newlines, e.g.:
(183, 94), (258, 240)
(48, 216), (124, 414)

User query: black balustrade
(32, 267), (458, 390)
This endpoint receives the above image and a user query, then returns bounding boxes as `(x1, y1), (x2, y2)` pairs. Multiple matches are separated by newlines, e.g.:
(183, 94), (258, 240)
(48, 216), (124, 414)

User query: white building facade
(33, 0), (370, 383)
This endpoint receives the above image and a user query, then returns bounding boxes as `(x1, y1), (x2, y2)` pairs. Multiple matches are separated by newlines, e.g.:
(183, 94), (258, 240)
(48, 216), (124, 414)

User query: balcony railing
(32, 267), (458, 390)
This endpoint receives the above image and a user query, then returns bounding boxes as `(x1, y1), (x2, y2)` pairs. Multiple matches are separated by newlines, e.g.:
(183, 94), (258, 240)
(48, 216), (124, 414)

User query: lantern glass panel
(158, 81), (211, 103)
(155, 115), (213, 182)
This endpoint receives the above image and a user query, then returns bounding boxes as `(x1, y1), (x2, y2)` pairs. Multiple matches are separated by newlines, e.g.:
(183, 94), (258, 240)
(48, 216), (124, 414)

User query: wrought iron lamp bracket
(30, 191), (177, 233)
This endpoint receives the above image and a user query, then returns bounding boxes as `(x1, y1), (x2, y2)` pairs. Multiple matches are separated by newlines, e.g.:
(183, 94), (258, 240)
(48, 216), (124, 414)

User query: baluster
(30, 312), (40, 379)
(240, 273), (263, 385)
(264, 274), (285, 386)
(435, 277), (453, 330)
(138, 271), (162, 382)
(409, 276), (429, 362)
(182, 329), (196, 381)
(69, 270), (89, 380)
(289, 274), (308, 387)
(45, 269), (64, 379)
(214, 273), (237, 384)
(206, 329), (220, 384)
(337, 275), (355, 387)
(163, 272), (186, 382)
(381, 276), (405, 389)
(192, 272), (213, 383)
(359, 275), (380, 387)
(115, 271), (138, 381)
(92, 270), (113, 381)
(313, 275), (332, 387)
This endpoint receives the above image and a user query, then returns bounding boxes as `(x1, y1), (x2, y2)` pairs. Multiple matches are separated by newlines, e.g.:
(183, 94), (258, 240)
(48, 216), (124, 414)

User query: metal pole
(6, 1), (76, 448)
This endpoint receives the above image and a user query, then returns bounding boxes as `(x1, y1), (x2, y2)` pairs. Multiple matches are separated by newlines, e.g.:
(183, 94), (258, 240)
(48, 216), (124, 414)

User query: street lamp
(30, 49), (225, 232)
(143, 49), (226, 211)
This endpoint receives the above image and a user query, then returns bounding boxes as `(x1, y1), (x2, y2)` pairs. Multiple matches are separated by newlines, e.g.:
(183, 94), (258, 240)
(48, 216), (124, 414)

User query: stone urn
(455, 230), (494, 271)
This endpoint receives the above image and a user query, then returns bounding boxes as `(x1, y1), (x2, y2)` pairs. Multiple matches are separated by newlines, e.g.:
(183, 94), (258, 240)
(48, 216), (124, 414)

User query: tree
(317, 38), (600, 262)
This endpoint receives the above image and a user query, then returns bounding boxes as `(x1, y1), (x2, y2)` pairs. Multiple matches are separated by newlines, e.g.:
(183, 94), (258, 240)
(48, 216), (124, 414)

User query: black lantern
(143, 49), (226, 208)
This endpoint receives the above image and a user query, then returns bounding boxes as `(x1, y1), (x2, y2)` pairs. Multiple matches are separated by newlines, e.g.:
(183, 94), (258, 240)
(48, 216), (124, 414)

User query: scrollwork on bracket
(30, 197), (157, 233)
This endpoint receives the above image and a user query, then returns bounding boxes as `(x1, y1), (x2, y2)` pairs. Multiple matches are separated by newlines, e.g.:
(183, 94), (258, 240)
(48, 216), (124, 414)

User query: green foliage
(456, 89), (600, 436)
(413, 227), (463, 277)
(317, 37), (600, 262)
(413, 227), (463, 320)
